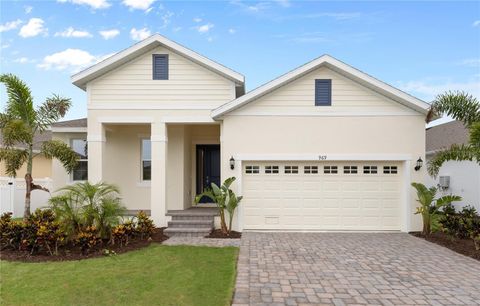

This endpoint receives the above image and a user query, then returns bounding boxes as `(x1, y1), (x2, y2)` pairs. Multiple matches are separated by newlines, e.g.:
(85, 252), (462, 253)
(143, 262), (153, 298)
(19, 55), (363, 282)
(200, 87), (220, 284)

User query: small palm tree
(0, 74), (79, 219)
(411, 182), (461, 236)
(50, 182), (126, 239)
(427, 91), (480, 176)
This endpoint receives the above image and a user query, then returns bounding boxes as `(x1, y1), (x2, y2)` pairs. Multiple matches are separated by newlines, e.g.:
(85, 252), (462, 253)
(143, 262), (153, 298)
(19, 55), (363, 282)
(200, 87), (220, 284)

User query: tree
(0, 74), (78, 219)
(427, 91), (480, 176)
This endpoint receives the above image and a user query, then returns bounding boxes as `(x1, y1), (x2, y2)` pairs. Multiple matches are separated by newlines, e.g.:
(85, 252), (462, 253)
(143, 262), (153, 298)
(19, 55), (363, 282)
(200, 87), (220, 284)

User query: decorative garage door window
(363, 166), (378, 174)
(383, 166), (398, 174)
(284, 166), (299, 174)
(304, 166), (318, 174)
(324, 165), (338, 174)
(245, 165), (260, 174)
(265, 166), (279, 174)
(343, 165), (358, 174)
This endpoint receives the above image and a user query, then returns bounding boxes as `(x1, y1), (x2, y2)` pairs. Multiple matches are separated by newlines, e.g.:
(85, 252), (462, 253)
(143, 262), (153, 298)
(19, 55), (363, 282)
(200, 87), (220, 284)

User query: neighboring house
(426, 121), (480, 210)
(52, 34), (430, 232)
(0, 132), (52, 179)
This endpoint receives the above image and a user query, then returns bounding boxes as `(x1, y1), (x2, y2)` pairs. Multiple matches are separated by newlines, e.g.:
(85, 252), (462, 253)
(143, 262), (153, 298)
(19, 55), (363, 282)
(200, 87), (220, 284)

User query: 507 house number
(318, 155), (327, 160)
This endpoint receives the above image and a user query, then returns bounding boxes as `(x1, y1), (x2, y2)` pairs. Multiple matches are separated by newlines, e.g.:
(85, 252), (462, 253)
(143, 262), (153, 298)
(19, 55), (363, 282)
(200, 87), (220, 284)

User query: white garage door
(242, 161), (402, 231)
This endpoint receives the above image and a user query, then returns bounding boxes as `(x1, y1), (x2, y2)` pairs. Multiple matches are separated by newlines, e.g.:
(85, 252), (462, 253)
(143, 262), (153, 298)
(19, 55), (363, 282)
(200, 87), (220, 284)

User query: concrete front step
(164, 227), (212, 238)
(170, 215), (215, 221)
(168, 220), (213, 228)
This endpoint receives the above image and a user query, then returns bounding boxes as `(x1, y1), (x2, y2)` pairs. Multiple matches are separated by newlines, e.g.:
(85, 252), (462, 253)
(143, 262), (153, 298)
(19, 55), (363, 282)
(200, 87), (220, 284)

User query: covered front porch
(87, 118), (222, 226)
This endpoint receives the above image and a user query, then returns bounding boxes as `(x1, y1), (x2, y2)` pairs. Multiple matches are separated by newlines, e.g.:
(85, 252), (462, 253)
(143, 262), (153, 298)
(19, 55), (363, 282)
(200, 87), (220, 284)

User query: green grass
(0, 244), (239, 306)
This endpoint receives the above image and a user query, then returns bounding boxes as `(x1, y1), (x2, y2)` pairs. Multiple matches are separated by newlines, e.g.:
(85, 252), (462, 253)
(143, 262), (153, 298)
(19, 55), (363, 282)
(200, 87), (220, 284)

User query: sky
(0, 0), (479, 123)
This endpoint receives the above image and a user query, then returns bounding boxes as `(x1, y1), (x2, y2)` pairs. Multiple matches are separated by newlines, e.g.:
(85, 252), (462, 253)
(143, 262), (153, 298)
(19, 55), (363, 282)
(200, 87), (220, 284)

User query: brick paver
(162, 236), (240, 247)
(232, 232), (480, 306)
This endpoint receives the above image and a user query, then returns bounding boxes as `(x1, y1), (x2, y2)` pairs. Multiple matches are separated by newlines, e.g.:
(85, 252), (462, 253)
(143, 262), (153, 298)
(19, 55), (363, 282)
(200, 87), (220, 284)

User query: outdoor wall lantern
(414, 157), (423, 171)
(230, 156), (235, 170)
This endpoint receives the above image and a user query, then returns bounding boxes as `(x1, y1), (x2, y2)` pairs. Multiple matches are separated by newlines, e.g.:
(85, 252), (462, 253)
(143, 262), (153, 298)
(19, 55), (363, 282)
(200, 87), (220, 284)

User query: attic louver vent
(153, 54), (168, 80)
(315, 79), (332, 106)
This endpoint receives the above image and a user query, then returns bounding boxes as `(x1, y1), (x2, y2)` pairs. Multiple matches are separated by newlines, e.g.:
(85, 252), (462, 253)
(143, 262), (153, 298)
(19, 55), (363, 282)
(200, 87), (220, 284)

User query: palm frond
(429, 91), (480, 125)
(0, 73), (36, 125)
(427, 144), (480, 177)
(41, 140), (78, 173)
(1, 119), (33, 147)
(469, 122), (480, 148)
(36, 95), (72, 132)
(0, 148), (28, 177)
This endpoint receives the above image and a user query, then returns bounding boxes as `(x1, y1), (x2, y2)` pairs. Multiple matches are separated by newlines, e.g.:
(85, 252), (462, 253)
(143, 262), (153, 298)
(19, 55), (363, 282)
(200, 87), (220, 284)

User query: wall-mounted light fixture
(414, 157), (423, 171)
(229, 156), (235, 170)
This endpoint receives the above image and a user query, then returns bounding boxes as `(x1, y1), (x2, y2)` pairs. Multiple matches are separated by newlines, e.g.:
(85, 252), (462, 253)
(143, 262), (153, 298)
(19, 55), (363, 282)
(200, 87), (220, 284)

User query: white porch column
(150, 122), (168, 227)
(87, 122), (105, 183)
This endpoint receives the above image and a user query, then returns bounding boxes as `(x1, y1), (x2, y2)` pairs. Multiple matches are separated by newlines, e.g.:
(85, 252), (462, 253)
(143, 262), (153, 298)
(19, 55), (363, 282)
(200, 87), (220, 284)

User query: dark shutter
(315, 79), (332, 106)
(153, 54), (168, 80)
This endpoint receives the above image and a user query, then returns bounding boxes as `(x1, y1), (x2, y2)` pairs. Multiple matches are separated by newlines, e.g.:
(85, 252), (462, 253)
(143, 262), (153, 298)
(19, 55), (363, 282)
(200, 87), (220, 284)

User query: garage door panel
(242, 161), (402, 230)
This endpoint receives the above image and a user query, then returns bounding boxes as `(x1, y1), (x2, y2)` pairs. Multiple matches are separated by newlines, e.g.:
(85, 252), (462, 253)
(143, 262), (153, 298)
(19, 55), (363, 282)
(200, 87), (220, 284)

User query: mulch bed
(206, 229), (242, 239)
(410, 231), (480, 261)
(0, 228), (168, 263)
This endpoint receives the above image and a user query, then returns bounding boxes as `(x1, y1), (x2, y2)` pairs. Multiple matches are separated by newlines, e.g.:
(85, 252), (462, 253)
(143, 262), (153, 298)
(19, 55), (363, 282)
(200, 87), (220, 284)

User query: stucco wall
(0, 155), (52, 179)
(426, 160), (480, 211)
(51, 132), (88, 192)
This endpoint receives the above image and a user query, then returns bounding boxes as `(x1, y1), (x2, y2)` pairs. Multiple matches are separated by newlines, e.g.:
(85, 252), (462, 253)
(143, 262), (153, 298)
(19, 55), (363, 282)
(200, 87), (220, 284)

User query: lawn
(0, 244), (239, 306)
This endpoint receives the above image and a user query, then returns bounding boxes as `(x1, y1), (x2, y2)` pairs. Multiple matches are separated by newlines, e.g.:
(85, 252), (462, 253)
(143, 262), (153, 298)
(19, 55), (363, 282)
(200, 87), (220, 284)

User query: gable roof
(71, 34), (245, 90)
(0, 131), (51, 152)
(426, 120), (469, 154)
(212, 54), (430, 118)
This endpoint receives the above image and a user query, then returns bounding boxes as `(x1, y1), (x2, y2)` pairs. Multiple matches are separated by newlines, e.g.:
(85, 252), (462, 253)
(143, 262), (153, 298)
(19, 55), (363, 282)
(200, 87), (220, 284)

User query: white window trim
(70, 138), (88, 183)
(141, 138), (151, 182)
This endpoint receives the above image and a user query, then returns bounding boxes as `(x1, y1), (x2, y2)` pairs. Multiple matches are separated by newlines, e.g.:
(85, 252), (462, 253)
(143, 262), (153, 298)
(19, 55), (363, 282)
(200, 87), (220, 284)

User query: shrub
(440, 204), (480, 249)
(76, 226), (102, 254)
(111, 221), (136, 246)
(49, 182), (126, 240)
(0, 212), (25, 250)
(136, 211), (155, 240)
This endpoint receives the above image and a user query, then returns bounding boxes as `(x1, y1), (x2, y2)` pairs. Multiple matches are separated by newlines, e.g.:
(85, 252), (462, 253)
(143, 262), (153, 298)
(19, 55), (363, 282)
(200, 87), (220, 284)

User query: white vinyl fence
(0, 177), (52, 218)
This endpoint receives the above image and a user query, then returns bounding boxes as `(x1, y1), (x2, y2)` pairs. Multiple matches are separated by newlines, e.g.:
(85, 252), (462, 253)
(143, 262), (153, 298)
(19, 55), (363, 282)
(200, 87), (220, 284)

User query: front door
(196, 145), (221, 203)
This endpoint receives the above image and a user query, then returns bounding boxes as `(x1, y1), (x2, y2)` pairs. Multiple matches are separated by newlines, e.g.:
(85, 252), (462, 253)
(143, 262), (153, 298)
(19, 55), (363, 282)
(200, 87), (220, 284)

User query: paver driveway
(232, 232), (480, 306)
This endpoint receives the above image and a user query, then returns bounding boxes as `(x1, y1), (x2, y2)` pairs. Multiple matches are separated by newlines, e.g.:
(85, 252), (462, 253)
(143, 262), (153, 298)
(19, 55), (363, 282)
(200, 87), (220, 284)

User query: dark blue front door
(196, 145), (221, 203)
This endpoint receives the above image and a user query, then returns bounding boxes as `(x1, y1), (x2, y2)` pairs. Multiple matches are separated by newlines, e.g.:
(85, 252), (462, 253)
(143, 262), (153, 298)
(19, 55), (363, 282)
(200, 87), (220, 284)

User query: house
(52, 34), (429, 233)
(0, 131), (53, 179)
(426, 121), (480, 210)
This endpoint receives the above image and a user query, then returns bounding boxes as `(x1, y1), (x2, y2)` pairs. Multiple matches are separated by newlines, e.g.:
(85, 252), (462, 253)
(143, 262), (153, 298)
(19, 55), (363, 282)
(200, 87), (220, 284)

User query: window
(71, 139), (88, 181)
(265, 166), (279, 174)
(383, 166), (398, 174)
(153, 54), (168, 80)
(141, 139), (151, 181)
(324, 166), (338, 174)
(344, 166), (358, 174)
(284, 166), (299, 174)
(315, 79), (332, 106)
(245, 165), (260, 174)
(304, 166), (318, 174)
(363, 166), (378, 174)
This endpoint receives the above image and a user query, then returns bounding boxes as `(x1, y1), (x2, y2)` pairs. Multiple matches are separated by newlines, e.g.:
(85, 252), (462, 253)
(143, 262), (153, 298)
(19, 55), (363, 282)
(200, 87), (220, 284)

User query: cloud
(230, 1), (271, 13)
(130, 27), (151, 40)
(19, 18), (46, 38)
(228, 28), (236, 34)
(122, 0), (156, 10)
(160, 11), (174, 28)
(55, 27), (92, 38)
(1, 43), (10, 49)
(0, 19), (22, 32)
(279, 31), (372, 44)
(14, 57), (35, 64)
(458, 58), (480, 67)
(57, 0), (110, 9)
(37, 48), (113, 72)
(193, 17), (202, 23)
(273, 0), (290, 8)
(99, 29), (120, 39)
(24, 6), (33, 14)
(196, 23), (214, 33)
(173, 27), (182, 32)
(397, 79), (480, 101)
(473, 20), (480, 27)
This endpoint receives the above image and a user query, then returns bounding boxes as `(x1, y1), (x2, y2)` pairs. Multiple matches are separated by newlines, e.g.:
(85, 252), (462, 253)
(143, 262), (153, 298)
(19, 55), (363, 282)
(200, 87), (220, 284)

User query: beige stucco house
(52, 34), (430, 233)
